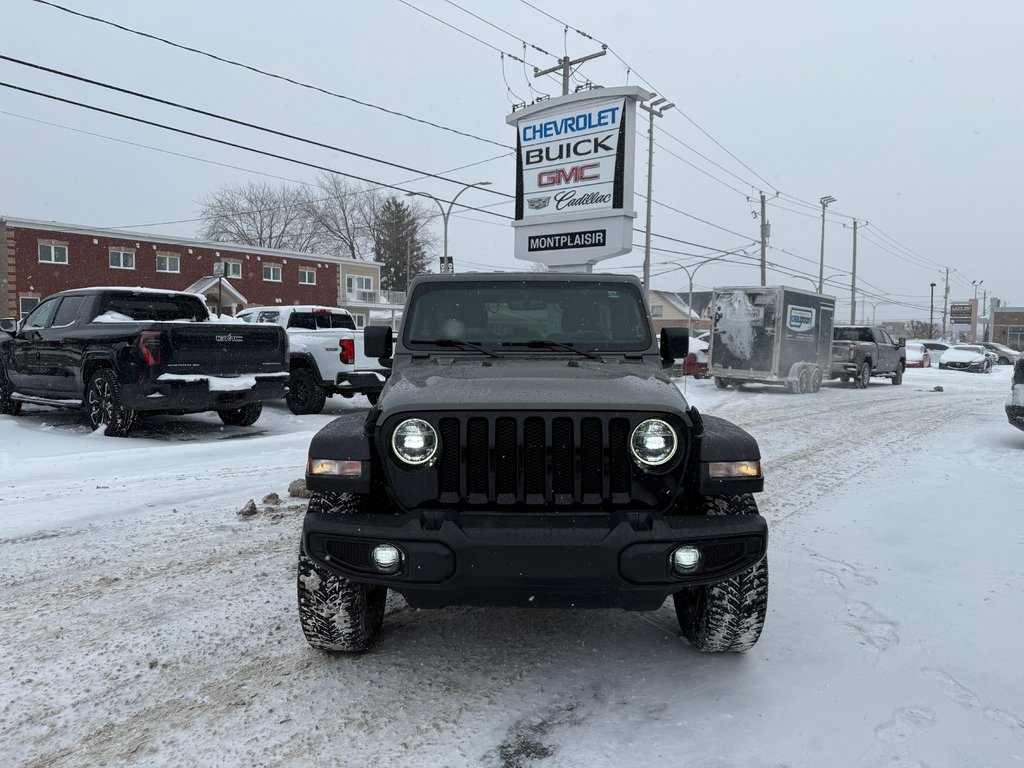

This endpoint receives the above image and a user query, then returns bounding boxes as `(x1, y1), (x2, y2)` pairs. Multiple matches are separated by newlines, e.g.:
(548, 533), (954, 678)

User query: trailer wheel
(810, 366), (822, 393)
(797, 368), (811, 394)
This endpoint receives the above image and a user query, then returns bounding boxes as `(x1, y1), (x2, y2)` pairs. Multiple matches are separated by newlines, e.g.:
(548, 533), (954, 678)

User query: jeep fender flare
(305, 411), (373, 494)
(693, 414), (764, 495)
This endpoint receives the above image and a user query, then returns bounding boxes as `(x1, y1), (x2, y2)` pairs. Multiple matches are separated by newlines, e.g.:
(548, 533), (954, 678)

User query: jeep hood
(378, 359), (688, 415)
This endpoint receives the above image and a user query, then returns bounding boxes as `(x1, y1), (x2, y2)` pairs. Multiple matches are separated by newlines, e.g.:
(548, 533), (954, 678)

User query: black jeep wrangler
(298, 273), (768, 653)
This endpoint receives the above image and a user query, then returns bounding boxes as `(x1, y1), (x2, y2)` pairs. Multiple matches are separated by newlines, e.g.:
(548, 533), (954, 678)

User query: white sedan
(939, 344), (993, 373)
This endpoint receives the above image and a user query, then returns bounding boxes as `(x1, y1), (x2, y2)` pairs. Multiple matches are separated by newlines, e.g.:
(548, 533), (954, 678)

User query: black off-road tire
(218, 401), (263, 426)
(86, 369), (138, 437)
(673, 494), (769, 653)
(297, 491), (387, 653)
(286, 366), (326, 415)
(0, 365), (22, 416)
(892, 362), (904, 385)
(854, 361), (871, 389)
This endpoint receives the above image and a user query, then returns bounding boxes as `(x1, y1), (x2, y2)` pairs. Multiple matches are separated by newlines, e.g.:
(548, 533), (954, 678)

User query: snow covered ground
(2, 367), (1022, 767)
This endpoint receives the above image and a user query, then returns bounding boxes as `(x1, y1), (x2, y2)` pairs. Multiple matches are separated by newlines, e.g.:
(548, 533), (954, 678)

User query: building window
(346, 274), (375, 302)
(156, 253), (180, 273)
(650, 305), (663, 318)
(38, 243), (68, 264)
(298, 267), (316, 285)
(1007, 325), (1024, 349)
(109, 249), (135, 270)
(225, 261), (242, 279)
(263, 264), (282, 282)
(19, 296), (40, 319)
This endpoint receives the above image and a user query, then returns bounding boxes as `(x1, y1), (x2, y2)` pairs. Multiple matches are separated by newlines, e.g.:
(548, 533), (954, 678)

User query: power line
(440, 0), (556, 59)
(29, 0), (511, 150)
(0, 55), (513, 200)
(0, 80), (514, 222)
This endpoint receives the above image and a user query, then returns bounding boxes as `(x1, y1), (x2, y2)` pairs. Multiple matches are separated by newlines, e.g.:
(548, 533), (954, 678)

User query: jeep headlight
(391, 418), (438, 465)
(629, 419), (677, 467)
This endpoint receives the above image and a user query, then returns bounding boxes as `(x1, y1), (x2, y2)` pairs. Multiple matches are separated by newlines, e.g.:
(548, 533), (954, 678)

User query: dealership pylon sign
(507, 86), (652, 271)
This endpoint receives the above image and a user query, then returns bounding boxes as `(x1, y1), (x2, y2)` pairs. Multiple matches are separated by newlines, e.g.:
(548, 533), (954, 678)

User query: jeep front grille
(421, 412), (667, 509)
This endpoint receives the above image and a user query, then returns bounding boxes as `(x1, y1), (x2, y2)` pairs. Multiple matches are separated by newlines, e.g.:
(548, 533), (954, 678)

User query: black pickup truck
(297, 273), (769, 654)
(830, 324), (906, 388)
(0, 287), (288, 436)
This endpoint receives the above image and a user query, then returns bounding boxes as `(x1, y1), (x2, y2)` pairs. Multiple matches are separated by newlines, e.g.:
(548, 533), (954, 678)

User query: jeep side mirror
(660, 326), (689, 362)
(898, 337), (906, 348)
(364, 325), (394, 360)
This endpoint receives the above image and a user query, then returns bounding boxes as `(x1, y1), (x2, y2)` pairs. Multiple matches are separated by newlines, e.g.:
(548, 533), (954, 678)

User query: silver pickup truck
(830, 324), (906, 388)
(237, 305), (390, 413)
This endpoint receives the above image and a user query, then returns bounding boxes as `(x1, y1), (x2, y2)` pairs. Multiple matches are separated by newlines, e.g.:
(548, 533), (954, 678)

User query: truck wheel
(297, 491), (387, 653)
(218, 402), (263, 426)
(892, 363), (904, 385)
(714, 377), (730, 389)
(86, 369), (138, 437)
(286, 367), (326, 415)
(810, 366), (823, 393)
(0, 365), (22, 416)
(673, 494), (769, 652)
(854, 361), (871, 389)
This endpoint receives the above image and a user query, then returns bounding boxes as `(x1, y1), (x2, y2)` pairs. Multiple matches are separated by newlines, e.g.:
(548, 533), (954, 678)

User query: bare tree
(198, 182), (325, 252)
(305, 175), (381, 261)
(905, 320), (938, 339)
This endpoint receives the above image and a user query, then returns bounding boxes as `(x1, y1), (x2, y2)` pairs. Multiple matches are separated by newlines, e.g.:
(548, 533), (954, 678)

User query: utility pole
(850, 220), (858, 323)
(942, 267), (950, 339)
(639, 97), (674, 294)
(533, 48), (607, 96)
(759, 192), (768, 286)
(981, 290), (989, 341)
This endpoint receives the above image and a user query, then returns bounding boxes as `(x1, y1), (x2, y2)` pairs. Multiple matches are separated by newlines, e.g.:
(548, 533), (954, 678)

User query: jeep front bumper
(302, 509), (767, 610)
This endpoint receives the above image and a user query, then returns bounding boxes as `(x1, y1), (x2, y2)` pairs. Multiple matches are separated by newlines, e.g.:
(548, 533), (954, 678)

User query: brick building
(991, 307), (1024, 348)
(1, 217), (400, 326)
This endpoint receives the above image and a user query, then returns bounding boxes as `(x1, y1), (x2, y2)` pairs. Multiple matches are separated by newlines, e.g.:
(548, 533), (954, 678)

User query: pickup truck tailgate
(163, 325), (287, 375)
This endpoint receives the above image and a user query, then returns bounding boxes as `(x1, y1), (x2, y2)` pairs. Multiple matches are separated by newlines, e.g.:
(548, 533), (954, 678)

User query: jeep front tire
(297, 492), (387, 653)
(673, 494), (769, 652)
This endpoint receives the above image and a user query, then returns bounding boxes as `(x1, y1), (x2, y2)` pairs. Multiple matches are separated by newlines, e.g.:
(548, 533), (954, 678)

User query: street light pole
(972, 279), (984, 342)
(929, 282), (936, 337)
(671, 249), (747, 334)
(406, 181), (491, 274)
(818, 195), (836, 292)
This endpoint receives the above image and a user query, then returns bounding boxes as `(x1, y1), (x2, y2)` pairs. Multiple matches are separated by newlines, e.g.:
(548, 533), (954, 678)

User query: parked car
(677, 337), (709, 378)
(909, 340), (950, 367)
(938, 344), (993, 373)
(1006, 354), (1024, 430)
(904, 342), (931, 369)
(978, 341), (1020, 365)
(0, 287), (289, 435)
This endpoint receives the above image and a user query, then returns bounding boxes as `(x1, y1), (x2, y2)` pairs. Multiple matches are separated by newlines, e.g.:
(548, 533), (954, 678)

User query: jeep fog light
(371, 543), (402, 573)
(391, 418), (438, 465)
(629, 419), (677, 466)
(708, 460), (762, 479)
(672, 545), (701, 573)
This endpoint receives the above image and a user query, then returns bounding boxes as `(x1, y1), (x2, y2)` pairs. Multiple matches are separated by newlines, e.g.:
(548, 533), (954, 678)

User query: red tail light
(138, 331), (162, 366)
(340, 339), (354, 365)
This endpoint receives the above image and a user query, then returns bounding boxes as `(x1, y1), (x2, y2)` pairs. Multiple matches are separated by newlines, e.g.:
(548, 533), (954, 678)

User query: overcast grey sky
(2, 0), (1021, 320)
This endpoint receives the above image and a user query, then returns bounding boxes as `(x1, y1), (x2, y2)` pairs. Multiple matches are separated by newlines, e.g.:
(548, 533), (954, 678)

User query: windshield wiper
(501, 339), (602, 361)
(427, 338), (502, 358)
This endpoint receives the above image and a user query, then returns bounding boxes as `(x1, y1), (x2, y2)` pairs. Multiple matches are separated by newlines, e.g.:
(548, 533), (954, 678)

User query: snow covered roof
(183, 277), (248, 305)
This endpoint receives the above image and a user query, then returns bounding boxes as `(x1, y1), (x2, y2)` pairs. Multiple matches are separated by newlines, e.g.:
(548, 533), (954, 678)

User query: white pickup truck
(236, 305), (390, 413)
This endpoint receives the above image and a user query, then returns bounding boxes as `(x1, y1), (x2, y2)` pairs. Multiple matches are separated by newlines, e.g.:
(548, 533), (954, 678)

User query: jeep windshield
(404, 279), (652, 352)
